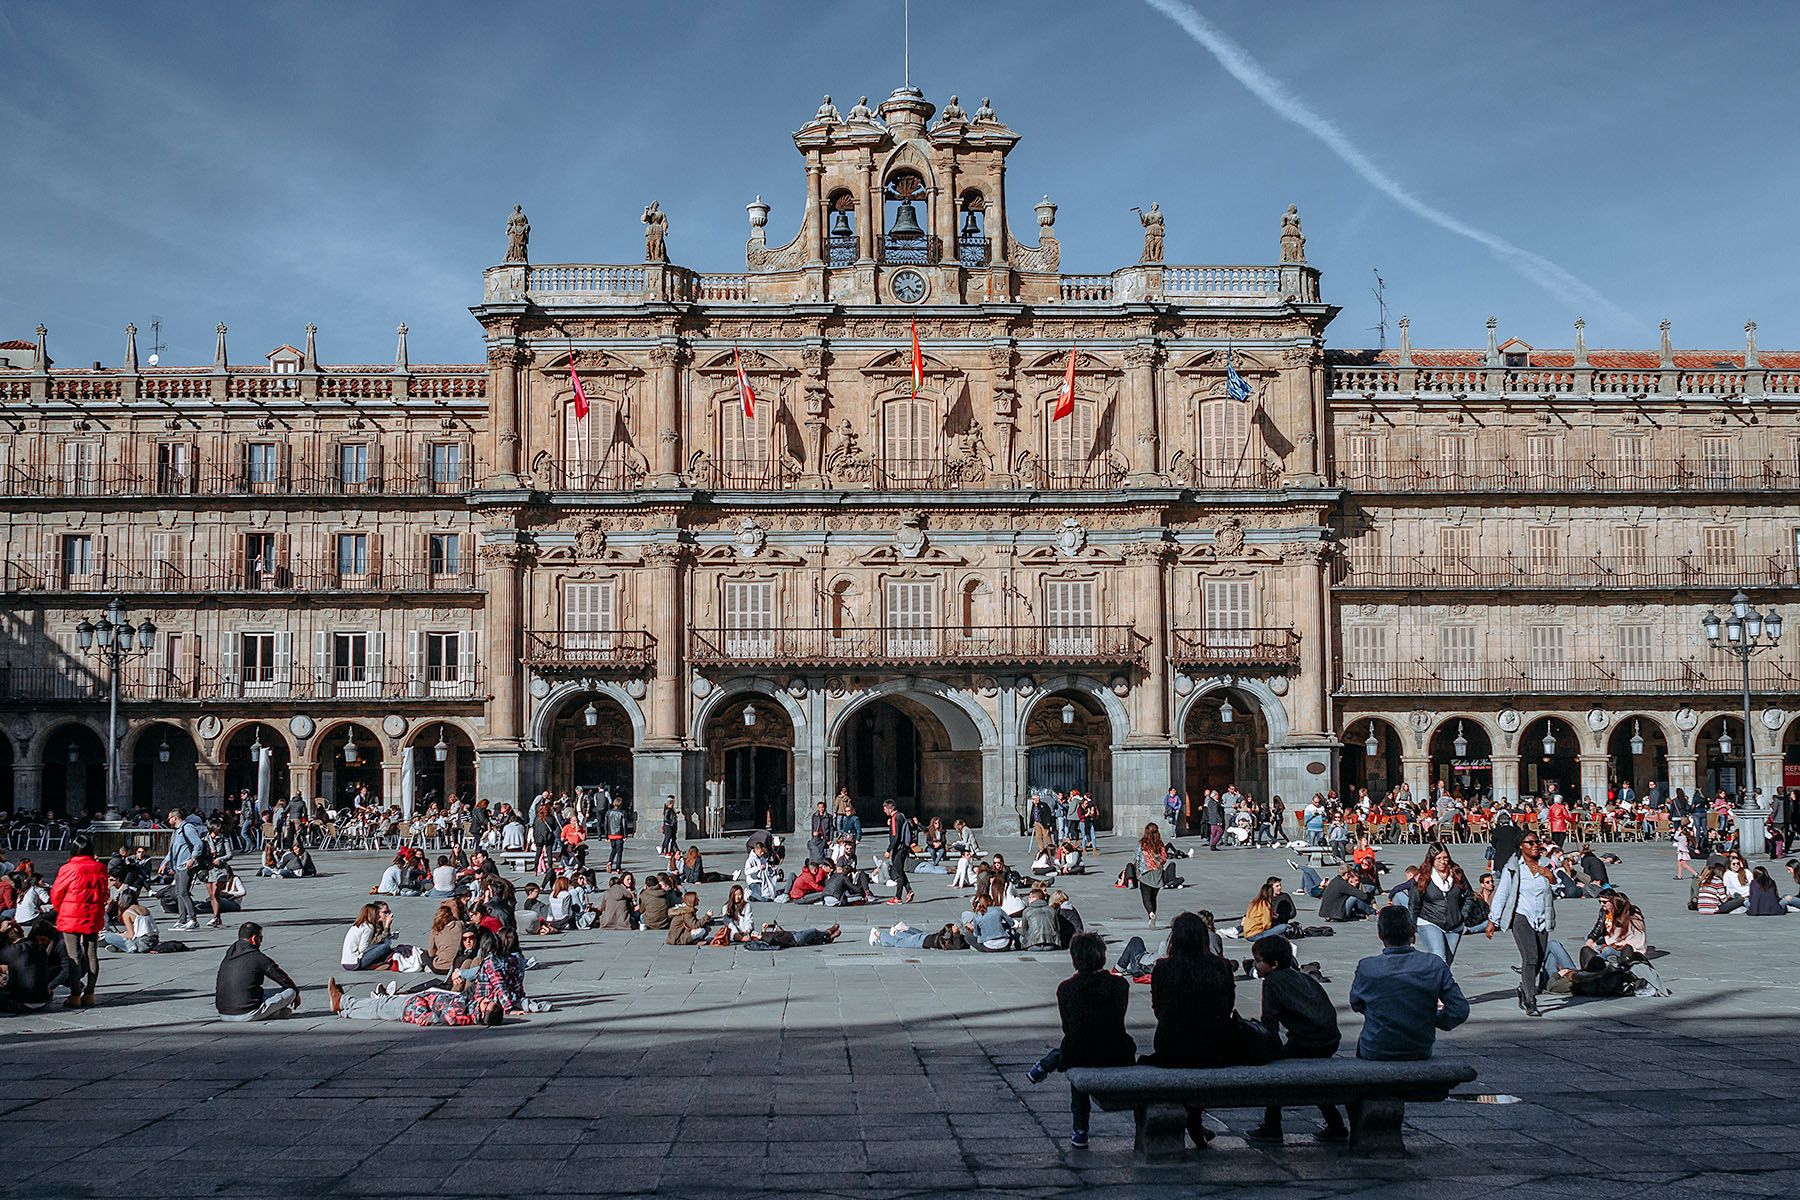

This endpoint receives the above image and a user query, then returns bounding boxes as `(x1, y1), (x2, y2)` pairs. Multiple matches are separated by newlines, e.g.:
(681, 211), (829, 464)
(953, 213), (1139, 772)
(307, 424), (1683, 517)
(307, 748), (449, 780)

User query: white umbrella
(256, 744), (272, 810)
(400, 746), (416, 820)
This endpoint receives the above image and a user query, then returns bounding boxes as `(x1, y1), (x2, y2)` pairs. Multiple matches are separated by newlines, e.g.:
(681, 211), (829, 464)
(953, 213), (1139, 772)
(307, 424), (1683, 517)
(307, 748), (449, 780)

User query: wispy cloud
(1143, 0), (1635, 328)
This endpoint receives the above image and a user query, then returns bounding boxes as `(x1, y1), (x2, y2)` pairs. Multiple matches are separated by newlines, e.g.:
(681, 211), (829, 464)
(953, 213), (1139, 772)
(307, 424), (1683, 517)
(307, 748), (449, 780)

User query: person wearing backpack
(158, 808), (210, 932)
(883, 800), (915, 904)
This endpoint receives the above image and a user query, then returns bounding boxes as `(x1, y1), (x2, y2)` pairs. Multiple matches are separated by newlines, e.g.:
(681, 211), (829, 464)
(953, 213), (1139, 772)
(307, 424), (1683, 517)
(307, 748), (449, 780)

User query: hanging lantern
(744, 705), (757, 727)
(343, 727), (359, 764)
(67, 743), (80, 763)
(1629, 719), (1644, 757)
(1364, 725), (1379, 756)
(1452, 720), (1468, 759)
(434, 725), (449, 763)
(1219, 698), (1234, 724)
(1542, 728), (1557, 756)
(583, 702), (598, 727)
(1061, 703), (1075, 725)
(1719, 728), (1733, 757)
(159, 734), (172, 764)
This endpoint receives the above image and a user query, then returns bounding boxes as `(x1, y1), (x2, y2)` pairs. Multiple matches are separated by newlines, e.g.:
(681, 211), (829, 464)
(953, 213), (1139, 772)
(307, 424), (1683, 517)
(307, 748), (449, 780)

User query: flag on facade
(1053, 343), (1077, 421)
(1225, 345), (1252, 403)
(568, 342), (588, 420)
(910, 321), (925, 393)
(734, 346), (757, 419)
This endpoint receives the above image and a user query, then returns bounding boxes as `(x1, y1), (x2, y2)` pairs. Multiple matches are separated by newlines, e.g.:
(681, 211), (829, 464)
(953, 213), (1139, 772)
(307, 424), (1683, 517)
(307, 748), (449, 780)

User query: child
(1246, 934), (1348, 1143)
(1025, 931), (1136, 1149)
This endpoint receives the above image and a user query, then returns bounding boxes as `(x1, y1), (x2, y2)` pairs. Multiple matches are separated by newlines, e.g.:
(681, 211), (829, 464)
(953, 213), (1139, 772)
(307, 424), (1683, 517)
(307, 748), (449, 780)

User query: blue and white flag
(1225, 346), (1252, 403)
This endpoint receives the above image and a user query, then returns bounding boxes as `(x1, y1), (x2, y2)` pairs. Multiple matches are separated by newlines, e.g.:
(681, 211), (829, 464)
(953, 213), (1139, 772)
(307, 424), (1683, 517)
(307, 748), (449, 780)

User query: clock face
(891, 269), (927, 303)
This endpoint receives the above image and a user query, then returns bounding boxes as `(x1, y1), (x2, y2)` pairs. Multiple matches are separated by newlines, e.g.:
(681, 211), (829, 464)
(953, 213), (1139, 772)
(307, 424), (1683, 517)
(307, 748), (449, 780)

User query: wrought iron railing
(688, 624), (1144, 669)
(958, 234), (989, 268)
(1336, 554), (1797, 591)
(2, 556), (480, 595)
(827, 234), (857, 268)
(0, 664), (484, 703)
(1169, 627), (1301, 669)
(1335, 458), (1799, 495)
(0, 456), (474, 499)
(1336, 657), (1800, 697)
(1032, 457), (1126, 490)
(522, 631), (657, 672)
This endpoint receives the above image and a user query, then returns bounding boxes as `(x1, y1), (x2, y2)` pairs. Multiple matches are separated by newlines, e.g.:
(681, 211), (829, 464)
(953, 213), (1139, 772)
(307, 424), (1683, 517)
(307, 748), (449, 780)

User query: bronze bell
(888, 199), (924, 240)
(831, 209), (852, 238)
(960, 209), (980, 238)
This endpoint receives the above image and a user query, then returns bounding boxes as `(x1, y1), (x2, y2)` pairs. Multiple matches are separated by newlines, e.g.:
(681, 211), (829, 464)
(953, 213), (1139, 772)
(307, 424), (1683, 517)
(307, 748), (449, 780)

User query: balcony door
(564, 582), (616, 656)
(723, 581), (775, 657)
(1045, 580), (1096, 656)
(1202, 579), (1253, 650)
(885, 580), (935, 657)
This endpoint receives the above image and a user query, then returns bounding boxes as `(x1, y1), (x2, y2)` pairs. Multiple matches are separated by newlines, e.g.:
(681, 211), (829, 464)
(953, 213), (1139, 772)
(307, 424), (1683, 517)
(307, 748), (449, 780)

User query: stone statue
(812, 94), (841, 125)
(938, 95), (968, 124)
(642, 201), (668, 264)
(1135, 202), (1164, 264)
(1280, 204), (1306, 264)
(973, 96), (996, 123)
(505, 205), (529, 263)
(847, 95), (876, 123)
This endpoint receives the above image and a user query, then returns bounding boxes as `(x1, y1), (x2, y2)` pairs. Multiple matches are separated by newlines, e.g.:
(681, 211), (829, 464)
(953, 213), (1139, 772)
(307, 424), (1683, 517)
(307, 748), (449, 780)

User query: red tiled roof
(0, 340), (35, 351)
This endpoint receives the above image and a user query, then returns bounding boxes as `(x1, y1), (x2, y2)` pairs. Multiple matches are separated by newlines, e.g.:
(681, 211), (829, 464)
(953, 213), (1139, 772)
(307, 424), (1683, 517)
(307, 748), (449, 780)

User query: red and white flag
(568, 343), (588, 421)
(910, 320), (925, 393)
(1053, 343), (1077, 421)
(734, 346), (757, 419)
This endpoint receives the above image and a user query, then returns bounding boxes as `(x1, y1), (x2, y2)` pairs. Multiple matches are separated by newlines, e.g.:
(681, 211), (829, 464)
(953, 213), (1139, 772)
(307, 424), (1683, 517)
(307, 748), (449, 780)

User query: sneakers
(1221, 928), (1241, 939)
(1069, 1130), (1088, 1149)
(174, 920), (199, 932)
(869, 927), (880, 945)
(207, 918), (223, 928)
(1287, 859), (1303, 872)
(890, 923), (906, 936)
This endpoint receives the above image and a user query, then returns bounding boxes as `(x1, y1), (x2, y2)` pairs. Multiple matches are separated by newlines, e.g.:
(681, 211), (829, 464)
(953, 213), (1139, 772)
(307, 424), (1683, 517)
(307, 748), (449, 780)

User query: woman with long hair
(1138, 824), (1167, 927)
(1413, 843), (1475, 965)
(340, 903), (395, 971)
(721, 884), (753, 942)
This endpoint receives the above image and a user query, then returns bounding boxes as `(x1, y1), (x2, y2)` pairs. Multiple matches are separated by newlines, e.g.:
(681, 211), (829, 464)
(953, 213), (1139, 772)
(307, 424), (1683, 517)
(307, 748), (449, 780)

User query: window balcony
(1335, 554), (1796, 592)
(1169, 626), (1301, 670)
(523, 631), (657, 674)
(1335, 657), (1800, 697)
(687, 624), (1145, 670)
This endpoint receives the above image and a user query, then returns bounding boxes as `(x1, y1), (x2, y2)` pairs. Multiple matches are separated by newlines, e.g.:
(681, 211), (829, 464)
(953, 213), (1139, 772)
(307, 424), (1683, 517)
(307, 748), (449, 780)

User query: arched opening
(1428, 719), (1492, 801)
(1783, 716), (1800, 795)
(827, 189), (857, 267)
(131, 723), (199, 814)
(838, 694), (981, 828)
(1181, 687), (1268, 811)
(406, 722), (477, 810)
(223, 723), (290, 810)
(1023, 690), (1114, 832)
(957, 189), (988, 266)
(1519, 716), (1581, 801)
(547, 693), (635, 806)
(318, 722), (381, 808)
(1342, 717), (1403, 801)
(705, 694), (795, 834)
(41, 724), (105, 818)
(1608, 717), (1669, 796)
(882, 170), (930, 264)
(0, 734), (12, 812)
(1696, 715), (1746, 801)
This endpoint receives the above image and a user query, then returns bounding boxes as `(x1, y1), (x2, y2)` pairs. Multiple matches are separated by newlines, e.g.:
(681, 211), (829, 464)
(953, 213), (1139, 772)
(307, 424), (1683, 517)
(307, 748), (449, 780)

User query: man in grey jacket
(604, 797), (628, 872)
(158, 809), (208, 931)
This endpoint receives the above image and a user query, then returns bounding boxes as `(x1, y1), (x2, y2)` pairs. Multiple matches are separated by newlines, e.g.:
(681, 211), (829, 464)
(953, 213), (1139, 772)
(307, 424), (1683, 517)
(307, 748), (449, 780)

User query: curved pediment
(1022, 349), (1117, 374)
(695, 347), (795, 374)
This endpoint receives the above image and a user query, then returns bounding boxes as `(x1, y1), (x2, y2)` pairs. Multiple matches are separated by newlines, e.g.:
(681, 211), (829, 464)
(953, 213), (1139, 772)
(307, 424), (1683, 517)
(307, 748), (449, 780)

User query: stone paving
(3, 831), (1797, 1199)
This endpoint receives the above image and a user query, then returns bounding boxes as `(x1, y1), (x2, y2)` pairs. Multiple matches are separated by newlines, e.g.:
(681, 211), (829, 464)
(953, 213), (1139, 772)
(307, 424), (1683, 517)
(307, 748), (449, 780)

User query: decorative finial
(214, 323), (228, 371)
(1573, 317), (1588, 367)
(303, 323), (318, 372)
(1746, 319), (1760, 368)
(1397, 315), (1412, 367)
(394, 324), (410, 373)
(1658, 319), (1673, 368)
(124, 324), (138, 372)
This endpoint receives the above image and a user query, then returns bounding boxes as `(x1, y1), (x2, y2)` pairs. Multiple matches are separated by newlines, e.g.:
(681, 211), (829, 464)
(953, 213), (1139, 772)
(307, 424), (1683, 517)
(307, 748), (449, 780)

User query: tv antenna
(148, 316), (167, 367)
(1369, 269), (1389, 351)
(904, 0), (910, 88)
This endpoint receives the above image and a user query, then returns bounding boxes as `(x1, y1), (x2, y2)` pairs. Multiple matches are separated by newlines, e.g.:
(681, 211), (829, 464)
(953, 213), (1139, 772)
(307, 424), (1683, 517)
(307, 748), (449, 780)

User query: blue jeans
(352, 941), (394, 970)
(1343, 896), (1374, 920)
(1080, 820), (1095, 851)
(1307, 826), (1324, 847)
(876, 928), (929, 948)
(1414, 919), (1462, 965)
(1543, 938), (1576, 984)
(1296, 864), (1323, 897)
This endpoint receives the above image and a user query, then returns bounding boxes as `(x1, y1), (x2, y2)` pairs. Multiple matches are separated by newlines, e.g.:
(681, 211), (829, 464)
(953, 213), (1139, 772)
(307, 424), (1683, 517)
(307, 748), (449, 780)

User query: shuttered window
(1045, 579), (1096, 655)
(564, 582), (615, 652)
(1203, 579), (1253, 648)
(1437, 435), (1470, 478)
(1700, 436), (1733, 483)
(724, 581), (775, 656)
(882, 398), (935, 485)
(1440, 625), (1476, 664)
(1616, 525), (1648, 568)
(1047, 400), (1096, 465)
(885, 580), (936, 656)
(1346, 624), (1387, 664)
(1703, 526), (1738, 569)
(1343, 434), (1383, 480)
(1524, 434), (1562, 480)
(1199, 399), (1248, 481)
(1613, 435), (1647, 478)
(1526, 526), (1561, 572)
(1529, 625), (1566, 667)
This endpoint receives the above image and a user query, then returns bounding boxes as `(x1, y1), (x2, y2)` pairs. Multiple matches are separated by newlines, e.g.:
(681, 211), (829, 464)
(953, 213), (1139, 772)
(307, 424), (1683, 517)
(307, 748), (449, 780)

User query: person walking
(1203, 791), (1226, 852)
(1136, 824), (1167, 926)
(1486, 832), (1556, 1016)
(49, 834), (108, 1008)
(604, 796), (628, 872)
(159, 807), (209, 932)
(884, 800), (914, 904)
(659, 796), (680, 869)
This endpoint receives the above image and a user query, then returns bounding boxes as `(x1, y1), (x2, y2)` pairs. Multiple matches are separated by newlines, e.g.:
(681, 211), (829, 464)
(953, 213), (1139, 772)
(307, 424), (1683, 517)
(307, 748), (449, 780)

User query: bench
(499, 851), (536, 873)
(1066, 1058), (1477, 1160)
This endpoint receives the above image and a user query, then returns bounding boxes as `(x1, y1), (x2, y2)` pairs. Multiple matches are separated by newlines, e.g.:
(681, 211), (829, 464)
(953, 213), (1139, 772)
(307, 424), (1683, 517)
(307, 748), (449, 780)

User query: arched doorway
(42, 724), (105, 818)
(1342, 717), (1403, 801)
(1428, 718), (1491, 801)
(1608, 717), (1669, 796)
(546, 693), (635, 810)
(1782, 716), (1800, 795)
(1182, 687), (1269, 810)
(1023, 690), (1114, 831)
(318, 722), (381, 808)
(838, 694), (983, 829)
(223, 723), (291, 810)
(705, 694), (795, 834)
(1519, 716), (1580, 800)
(406, 722), (477, 810)
(131, 723), (199, 814)
(1696, 715), (1746, 801)
(0, 733), (12, 813)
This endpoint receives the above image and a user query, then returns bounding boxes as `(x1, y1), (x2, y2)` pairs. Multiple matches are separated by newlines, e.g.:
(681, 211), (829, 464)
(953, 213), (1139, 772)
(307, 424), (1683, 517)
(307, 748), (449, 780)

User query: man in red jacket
(49, 834), (110, 1008)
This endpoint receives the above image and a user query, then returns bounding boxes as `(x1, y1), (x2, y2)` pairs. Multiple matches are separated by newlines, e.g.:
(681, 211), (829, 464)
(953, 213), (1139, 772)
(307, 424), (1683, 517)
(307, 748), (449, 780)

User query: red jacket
(49, 853), (110, 934)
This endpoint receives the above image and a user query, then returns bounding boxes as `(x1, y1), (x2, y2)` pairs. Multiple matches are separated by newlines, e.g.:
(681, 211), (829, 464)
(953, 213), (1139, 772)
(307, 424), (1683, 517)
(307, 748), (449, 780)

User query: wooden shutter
(314, 631), (330, 688)
(459, 629), (478, 696)
(884, 580), (935, 656)
(1047, 400), (1095, 466)
(368, 630), (385, 687)
(275, 630), (294, 687)
(724, 581), (774, 655)
(1199, 400), (1247, 481)
(1202, 579), (1253, 648)
(1045, 579), (1096, 655)
(407, 629), (424, 696)
(220, 636), (240, 692)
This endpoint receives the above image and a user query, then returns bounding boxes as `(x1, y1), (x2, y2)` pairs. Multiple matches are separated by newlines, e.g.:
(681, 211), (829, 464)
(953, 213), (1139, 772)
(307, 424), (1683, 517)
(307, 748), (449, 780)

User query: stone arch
(690, 677), (807, 744)
(1172, 677), (1291, 746)
(218, 718), (299, 764)
(1011, 674), (1131, 745)
(826, 678), (995, 753)
(531, 680), (648, 750)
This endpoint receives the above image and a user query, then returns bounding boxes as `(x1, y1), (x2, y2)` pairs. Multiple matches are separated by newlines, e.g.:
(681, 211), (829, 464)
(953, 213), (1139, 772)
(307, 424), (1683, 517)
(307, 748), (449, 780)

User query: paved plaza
(3, 833), (1797, 1199)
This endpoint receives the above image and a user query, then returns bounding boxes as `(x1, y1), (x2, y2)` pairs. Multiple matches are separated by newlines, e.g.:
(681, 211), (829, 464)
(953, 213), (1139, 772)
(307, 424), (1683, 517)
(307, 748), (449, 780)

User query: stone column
(1284, 543), (1330, 737)
(805, 156), (825, 265)
(649, 342), (683, 485)
(1125, 342), (1161, 482)
(1401, 754), (1430, 807)
(12, 762), (43, 813)
(476, 541), (530, 806)
(858, 152), (876, 262)
(988, 342), (1017, 487)
(1126, 540), (1172, 742)
(1577, 754), (1610, 806)
(488, 340), (525, 485)
(636, 542), (700, 822)
(1491, 753), (1521, 805)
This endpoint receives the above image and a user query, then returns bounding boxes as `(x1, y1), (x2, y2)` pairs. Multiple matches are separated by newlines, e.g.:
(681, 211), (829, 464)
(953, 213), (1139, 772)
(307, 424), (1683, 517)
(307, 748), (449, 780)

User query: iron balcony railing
(688, 623), (1145, 669)
(1169, 626), (1302, 669)
(1336, 554), (1797, 591)
(1335, 657), (1800, 697)
(0, 458), (474, 499)
(1031, 457), (1127, 490)
(3, 556), (481, 595)
(1336, 458), (1800, 495)
(0, 664), (485, 703)
(535, 459), (648, 492)
(958, 234), (989, 268)
(522, 631), (657, 673)
(698, 457), (799, 491)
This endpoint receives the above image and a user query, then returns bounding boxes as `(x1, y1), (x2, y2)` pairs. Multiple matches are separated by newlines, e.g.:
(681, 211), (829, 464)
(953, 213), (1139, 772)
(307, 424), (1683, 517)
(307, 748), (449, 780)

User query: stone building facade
(3, 85), (1794, 833)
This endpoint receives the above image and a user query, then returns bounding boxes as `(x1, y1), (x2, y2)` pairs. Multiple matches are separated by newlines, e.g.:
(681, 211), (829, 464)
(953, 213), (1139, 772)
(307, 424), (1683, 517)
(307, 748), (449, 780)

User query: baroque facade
(3, 85), (1795, 834)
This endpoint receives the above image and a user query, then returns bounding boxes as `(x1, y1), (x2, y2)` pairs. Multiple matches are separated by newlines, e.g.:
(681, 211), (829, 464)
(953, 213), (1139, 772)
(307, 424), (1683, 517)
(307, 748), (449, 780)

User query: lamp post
(74, 596), (156, 822)
(1701, 590), (1783, 852)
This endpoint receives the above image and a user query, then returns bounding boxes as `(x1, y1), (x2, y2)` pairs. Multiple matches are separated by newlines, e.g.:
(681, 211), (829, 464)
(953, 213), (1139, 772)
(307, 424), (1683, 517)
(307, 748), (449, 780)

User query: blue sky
(2, 1), (1795, 369)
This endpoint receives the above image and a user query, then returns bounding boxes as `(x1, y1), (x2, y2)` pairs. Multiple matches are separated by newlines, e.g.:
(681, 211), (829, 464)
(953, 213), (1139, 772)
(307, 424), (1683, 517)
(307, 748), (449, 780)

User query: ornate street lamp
(1701, 590), (1783, 851)
(1219, 698), (1234, 724)
(1629, 719), (1644, 757)
(1364, 724), (1379, 757)
(583, 702), (599, 727)
(744, 705), (757, 727)
(1061, 703), (1075, 725)
(159, 734), (172, 764)
(1542, 727), (1557, 756)
(73, 595), (156, 820)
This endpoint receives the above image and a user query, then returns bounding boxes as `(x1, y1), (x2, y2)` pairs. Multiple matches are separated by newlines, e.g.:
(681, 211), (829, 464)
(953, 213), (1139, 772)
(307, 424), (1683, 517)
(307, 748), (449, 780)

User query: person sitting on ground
(341, 903), (396, 971)
(589, 875), (634, 930)
(1385, 865), (1421, 910)
(0, 920), (56, 1013)
(518, 883), (551, 932)
(742, 922), (842, 950)
(1318, 865), (1376, 921)
(1025, 931), (1136, 1150)
(215, 921), (301, 1021)
(720, 885), (755, 943)
(1050, 889), (1083, 949)
(372, 853), (417, 898)
(541, 876), (581, 932)
(329, 977), (506, 1026)
(742, 842), (787, 903)
(1720, 852), (1753, 908)
(951, 846), (980, 889)
(259, 842), (302, 879)
(1349, 906), (1469, 1060)
(101, 888), (159, 954)
(788, 861), (830, 904)
(1745, 866), (1786, 916)
(638, 874), (673, 930)
(1245, 933), (1348, 1144)
(961, 894), (1014, 951)
(1693, 864), (1736, 914)
(1581, 891), (1648, 965)
(1223, 878), (1294, 941)
(1055, 841), (1086, 876)
(1017, 884), (1059, 949)
(665, 892), (713, 946)
(426, 856), (459, 899)
(425, 903), (466, 974)
(948, 820), (981, 857)
(1029, 846), (1059, 879)
(822, 861), (874, 906)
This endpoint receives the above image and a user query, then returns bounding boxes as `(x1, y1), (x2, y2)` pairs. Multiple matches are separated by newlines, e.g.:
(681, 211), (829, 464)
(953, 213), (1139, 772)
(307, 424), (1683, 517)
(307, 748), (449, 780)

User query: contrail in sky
(1144, 0), (1635, 328)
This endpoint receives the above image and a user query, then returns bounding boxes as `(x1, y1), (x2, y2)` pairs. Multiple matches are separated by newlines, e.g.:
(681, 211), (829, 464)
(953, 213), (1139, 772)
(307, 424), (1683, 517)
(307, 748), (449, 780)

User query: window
(336, 533), (369, 578)
(1504, 351), (1527, 368)
(1616, 525), (1648, 569)
(338, 444), (370, 488)
(1699, 436), (1733, 485)
(563, 582), (615, 652)
(430, 443), (462, 488)
(1199, 399), (1250, 482)
(1439, 526), (1474, 563)
(61, 534), (94, 581)
(1202, 579), (1254, 648)
(1524, 435), (1562, 481)
(1045, 579), (1096, 655)
(156, 442), (190, 492)
(244, 533), (278, 587)
(61, 441), (98, 495)
(1528, 625), (1566, 667)
(1703, 526), (1738, 569)
(882, 397), (935, 485)
(1617, 624), (1653, 664)
(1345, 624), (1387, 664)
(426, 632), (461, 684)
(723, 581), (774, 656)
(1613, 434), (1647, 480)
(1046, 399), (1096, 472)
(1440, 625), (1476, 664)
(428, 533), (460, 576)
(563, 396), (620, 486)
(829, 580), (858, 639)
(1343, 434), (1384, 481)
(885, 580), (936, 656)
(720, 397), (774, 484)
(1526, 527), (1561, 572)
(332, 632), (369, 690)
(1437, 434), (1471, 479)
(244, 442), (279, 486)
(241, 632), (277, 684)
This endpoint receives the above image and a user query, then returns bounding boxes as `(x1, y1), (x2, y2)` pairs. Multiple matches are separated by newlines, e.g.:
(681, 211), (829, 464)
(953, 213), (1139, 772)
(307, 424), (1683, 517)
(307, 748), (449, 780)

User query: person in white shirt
(1485, 833), (1556, 1016)
(427, 857), (459, 898)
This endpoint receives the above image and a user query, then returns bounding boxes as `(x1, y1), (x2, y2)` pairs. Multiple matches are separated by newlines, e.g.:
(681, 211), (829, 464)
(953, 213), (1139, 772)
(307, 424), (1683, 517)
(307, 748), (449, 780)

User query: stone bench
(498, 851), (536, 873)
(1066, 1058), (1477, 1160)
